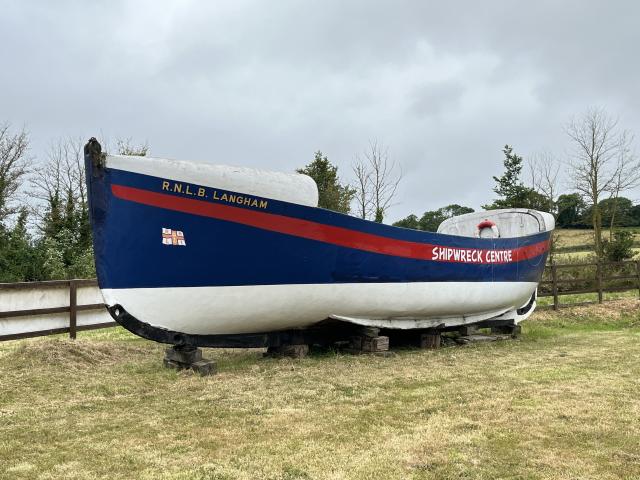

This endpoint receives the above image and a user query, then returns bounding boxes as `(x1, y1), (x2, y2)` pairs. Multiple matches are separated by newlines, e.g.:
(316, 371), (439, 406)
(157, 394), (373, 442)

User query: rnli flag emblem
(162, 228), (186, 246)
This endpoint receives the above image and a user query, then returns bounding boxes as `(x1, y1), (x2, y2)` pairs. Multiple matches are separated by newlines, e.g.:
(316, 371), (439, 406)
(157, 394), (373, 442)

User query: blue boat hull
(84, 143), (551, 343)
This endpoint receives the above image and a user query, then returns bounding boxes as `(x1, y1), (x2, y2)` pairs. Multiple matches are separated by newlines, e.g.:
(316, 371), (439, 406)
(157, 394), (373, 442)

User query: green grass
(1, 300), (640, 479)
(537, 289), (639, 307)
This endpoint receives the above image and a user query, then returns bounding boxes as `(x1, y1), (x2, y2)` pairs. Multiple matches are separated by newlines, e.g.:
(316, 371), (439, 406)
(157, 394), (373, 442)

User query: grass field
(554, 227), (640, 251)
(1, 301), (640, 480)
(554, 227), (640, 248)
(550, 228), (639, 263)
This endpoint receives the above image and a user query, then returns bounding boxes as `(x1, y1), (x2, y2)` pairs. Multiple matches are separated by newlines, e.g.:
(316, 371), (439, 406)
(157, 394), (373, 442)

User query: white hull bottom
(102, 282), (537, 336)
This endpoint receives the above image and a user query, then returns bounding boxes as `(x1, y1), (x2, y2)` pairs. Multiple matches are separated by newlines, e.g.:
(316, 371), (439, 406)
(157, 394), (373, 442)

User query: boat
(84, 138), (554, 348)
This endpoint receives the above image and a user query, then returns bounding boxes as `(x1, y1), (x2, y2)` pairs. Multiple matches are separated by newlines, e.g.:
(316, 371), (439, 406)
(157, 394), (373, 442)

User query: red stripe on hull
(111, 184), (549, 264)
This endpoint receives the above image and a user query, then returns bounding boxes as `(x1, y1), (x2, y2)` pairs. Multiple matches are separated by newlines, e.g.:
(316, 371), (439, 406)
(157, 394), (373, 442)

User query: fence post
(596, 261), (603, 304)
(69, 280), (77, 339)
(551, 263), (559, 311)
(636, 261), (640, 300)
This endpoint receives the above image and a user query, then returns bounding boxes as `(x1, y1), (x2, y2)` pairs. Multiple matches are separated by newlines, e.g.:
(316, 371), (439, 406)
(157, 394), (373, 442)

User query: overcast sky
(1, 1), (639, 222)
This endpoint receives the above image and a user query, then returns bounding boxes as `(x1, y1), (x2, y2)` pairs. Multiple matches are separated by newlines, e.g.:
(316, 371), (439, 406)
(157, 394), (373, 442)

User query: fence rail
(0, 279), (114, 342)
(538, 260), (640, 310)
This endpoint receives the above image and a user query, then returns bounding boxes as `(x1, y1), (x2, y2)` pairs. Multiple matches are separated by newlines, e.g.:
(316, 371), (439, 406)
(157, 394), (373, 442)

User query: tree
(599, 197), (634, 229)
(603, 130), (639, 239)
(0, 208), (39, 282)
(439, 204), (475, 218)
(25, 135), (151, 280)
(30, 138), (95, 279)
(556, 193), (587, 228)
(116, 137), (149, 156)
(419, 204), (474, 231)
(417, 210), (447, 232)
(351, 161), (372, 220)
(297, 151), (354, 214)
(392, 214), (420, 230)
(0, 131), (150, 282)
(0, 123), (31, 225)
(352, 140), (402, 223)
(603, 230), (636, 262)
(0, 124), (36, 282)
(393, 204), (474, 232)
(484, 145), (525, 209)
(520, 189), (555, 212)
(566, 107), (636, 257)
(527, 151), (560, 215)
(31, 138), (87, 233)
(484, 145), (552, 211)
(630, 204), (640, 227)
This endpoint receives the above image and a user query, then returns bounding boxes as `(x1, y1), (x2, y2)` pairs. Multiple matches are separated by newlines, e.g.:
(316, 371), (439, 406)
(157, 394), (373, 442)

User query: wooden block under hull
(419, 332), (441, 349)
(349, 335), (390, 353)
(163, 347), (216, 376)
(264, 344), (310, 358)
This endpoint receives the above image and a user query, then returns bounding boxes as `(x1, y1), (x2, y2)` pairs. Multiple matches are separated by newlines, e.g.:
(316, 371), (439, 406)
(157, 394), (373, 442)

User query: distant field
(554, 228), (595, 250)
(552, 248), (640, 263)
(551, 228), (640, 264)
(554, 227), (640, 252)
(1, 300), (640, 480)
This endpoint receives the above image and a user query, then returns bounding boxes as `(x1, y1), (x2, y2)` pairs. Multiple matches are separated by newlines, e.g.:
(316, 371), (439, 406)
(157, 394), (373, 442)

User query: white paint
(438, 208), (555, 238)
(102, 281), (538, 335)
(0, 285), (111, 337)
(106, 154), (319, 207)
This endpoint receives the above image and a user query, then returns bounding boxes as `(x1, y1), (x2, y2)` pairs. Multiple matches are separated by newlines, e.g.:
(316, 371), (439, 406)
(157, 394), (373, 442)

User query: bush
(603, 231), (636, 262)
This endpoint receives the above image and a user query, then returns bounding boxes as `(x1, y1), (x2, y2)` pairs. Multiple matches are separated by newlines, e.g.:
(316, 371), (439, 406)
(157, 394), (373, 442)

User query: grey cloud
(1, 0), (639, 220)
(410, 81), (465, 117)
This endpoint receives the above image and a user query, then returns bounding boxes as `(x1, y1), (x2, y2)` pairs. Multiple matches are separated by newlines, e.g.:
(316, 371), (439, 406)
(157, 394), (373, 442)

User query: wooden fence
(1, 261), (640, 341)
(538, 260), (640, 310)
(0, 279), (113, 341)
